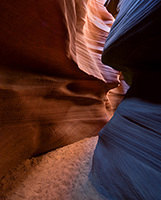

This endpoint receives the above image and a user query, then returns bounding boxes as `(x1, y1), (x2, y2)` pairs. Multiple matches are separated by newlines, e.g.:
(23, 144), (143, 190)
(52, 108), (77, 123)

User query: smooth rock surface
(102, 0), (161, 73)
(90, 95), (161, 200)
(0, 67), (113, 180)
(89, 1), (161, 199)
(0, 0), (126, 180)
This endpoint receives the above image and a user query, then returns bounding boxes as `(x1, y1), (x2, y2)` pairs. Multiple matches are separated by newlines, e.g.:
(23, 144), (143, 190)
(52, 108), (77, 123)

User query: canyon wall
(0, 0), (124, 179)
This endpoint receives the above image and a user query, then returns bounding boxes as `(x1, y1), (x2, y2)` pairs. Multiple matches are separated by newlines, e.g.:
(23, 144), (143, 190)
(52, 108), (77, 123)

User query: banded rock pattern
(0, 0), (124, 179)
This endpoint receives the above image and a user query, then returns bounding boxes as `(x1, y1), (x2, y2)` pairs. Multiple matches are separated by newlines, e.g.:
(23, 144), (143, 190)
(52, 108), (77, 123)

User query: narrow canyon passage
(1, 0), (160, 200)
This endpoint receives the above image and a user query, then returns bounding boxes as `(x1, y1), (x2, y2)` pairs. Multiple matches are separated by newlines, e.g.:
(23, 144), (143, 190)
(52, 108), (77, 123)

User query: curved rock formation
(0, 0), (124, 180)
(90, 94), (161, 200)
(102, 0), (161, 74)
(89, 0), (161, 199)
(83, 0), (118, 83)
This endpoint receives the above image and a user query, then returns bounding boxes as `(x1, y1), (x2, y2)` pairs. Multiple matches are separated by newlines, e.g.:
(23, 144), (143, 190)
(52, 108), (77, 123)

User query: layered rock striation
(89, 0), (161, 199)
(0, 0), (125, 179)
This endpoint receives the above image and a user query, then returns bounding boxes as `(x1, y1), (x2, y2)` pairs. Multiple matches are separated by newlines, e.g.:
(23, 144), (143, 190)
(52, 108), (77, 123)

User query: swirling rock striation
(0, 0), (123, 180)
(89, 0), (161, 199)
(89, 95), (161, 200)
(102, 0), (161, 73)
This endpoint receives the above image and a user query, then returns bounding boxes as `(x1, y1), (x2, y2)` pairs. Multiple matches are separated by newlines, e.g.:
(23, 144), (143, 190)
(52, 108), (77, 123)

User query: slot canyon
(0, 0), (161, 199)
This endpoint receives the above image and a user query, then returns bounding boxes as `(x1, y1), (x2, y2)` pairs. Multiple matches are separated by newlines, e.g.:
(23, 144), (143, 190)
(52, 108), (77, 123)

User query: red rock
(0, 0), (121, 179)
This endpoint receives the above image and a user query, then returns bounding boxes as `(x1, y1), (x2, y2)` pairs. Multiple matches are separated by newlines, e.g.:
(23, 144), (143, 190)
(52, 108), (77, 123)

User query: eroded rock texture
(0, 0), (124, 179)
(90, 0), (161, 199)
